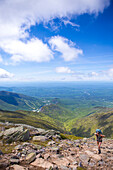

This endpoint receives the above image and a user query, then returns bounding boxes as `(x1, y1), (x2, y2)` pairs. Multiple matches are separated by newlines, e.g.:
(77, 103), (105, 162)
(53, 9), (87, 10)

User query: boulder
(48, 141), (56, 145)
(31, 158), (54, 169)
(36, 128), (46, 135)
(52, 157), (70, 167)
(45, 130), (60, 137)
(32, 136), (48, 142)
(10, 156), (20, 164)
(79, 154), (90, 166)
(2, 126), (30, 143)
(85, 150), (102, 161)
(10, 165), (27, 170)
(14, 145), (23, 150)
(4, 126), (23, 136)
(26, 152), (36, 164)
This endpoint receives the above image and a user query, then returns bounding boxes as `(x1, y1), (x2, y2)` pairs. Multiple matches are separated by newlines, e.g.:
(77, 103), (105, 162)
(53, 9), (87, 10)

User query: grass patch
(60, 133), (83, 140)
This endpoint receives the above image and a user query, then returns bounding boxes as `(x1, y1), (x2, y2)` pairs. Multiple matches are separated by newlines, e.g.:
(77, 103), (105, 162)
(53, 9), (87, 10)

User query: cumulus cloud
(0, 0), (110, 39)
(49, 36), (83, 61)
(56, 67), (74, 73)
(0, 38), (53, 63)
(0, 68), (14, 78)
(0, 0), (110, 64)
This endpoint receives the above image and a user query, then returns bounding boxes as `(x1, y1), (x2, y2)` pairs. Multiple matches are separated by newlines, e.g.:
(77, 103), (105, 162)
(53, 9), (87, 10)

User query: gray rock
(48, 141), (56, 145)
(14, 145), (23, 150)
(51, 147), (60, 154)
(85, 150), (102, 161)
(79, 154), (90, 165)
(4, 126), (23, 136)
(2, 126), (30, 143)
(45, 130), (60, 137)
(10, 156), (20, 164)
(9, 164), (27, 170)
(33, 136), (48, 142)
(82, 138), (87, 143)
(26, 152), (36, 164)
(0, 150), (3, 155)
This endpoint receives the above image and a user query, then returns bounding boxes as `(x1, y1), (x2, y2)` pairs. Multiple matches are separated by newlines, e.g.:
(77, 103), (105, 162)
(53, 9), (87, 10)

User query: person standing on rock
(94, 129), (105, 154)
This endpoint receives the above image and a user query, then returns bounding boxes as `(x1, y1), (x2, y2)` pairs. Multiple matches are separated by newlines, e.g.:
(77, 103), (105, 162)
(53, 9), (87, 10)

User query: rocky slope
(0, 125), (113, 170)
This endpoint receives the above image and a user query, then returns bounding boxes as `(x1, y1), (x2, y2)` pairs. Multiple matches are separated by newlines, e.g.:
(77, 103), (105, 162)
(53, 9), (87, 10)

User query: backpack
(96, 129), (102, 134)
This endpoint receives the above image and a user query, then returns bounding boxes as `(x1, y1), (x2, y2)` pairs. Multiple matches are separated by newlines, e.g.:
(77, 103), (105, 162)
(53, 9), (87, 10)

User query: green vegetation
(0, 83), (113, 139)
(0, 110), (64, 132)
(0, 91), (43, 111)
(60, 133), (83, 140)
(66, 110), (113, 138)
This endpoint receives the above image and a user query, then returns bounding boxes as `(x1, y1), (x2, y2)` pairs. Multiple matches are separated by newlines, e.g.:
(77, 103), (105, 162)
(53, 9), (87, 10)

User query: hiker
(94, 129), (105, 154)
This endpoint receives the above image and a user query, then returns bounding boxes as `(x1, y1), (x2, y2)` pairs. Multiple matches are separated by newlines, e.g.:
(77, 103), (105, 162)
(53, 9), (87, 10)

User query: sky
(0, 0), (113, 83)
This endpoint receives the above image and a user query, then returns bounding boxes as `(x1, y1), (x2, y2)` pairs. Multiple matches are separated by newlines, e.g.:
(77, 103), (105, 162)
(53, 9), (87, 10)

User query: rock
(10, 156), (20, 164)
(79, 154), (90, 165)
(59, 165), (69, 170)
(83, 138), (87, 143)
(3, 126), (30, 143)
(20, 129), (30, 141)
(10, 164), (27, 170)
(4, 126), (23, 136)
(48, 141), (56, 145)
(45, 130), (60, 137)
(85, 150), (102, 161)
(0, 158), (9, 169)
(36, 128), (46, 135)
(44, 153), (50, 160)
(0, 149), (3, 155)
(51, 147), (60, 154)
(14, 145), (23, 150)
(53, 134), (61, 140)
(0, 131), (4, 138)
(32, 136), (48, 142)
(26, 152), (36, 164)
(73, 161), (78, 165)
(31, 158), (54, 169)
(52, 157), (70, 167)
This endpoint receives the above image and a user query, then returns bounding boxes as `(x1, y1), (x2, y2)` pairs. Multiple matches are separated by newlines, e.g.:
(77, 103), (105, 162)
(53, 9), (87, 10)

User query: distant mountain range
(0, 91), (42, 111)
(0, 90), (113, 138)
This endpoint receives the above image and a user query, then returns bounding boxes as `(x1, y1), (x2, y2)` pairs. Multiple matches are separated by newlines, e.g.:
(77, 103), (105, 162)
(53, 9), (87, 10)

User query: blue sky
(0, 0), (113, 82)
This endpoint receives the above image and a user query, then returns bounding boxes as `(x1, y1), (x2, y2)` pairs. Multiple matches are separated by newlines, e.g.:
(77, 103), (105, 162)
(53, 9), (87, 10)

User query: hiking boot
(98, 149), (101, 154)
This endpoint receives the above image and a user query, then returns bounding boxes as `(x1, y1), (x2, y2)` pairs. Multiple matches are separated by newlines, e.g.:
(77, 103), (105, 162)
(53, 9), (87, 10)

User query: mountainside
(65, 110), (113, 138)
(0, 90), (113, 138)
(40, 104), (75, 122)
(0, 109), (64, 132)
(0, 91), (42, 111)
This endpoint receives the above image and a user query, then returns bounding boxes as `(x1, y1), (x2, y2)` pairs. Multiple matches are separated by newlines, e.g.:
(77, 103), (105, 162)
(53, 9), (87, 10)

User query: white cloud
(88, 71), (99, 77)
(0, 38), (53, 63)
(49, 36), (83, 61)
(62, 19), (80, 27)
(0, 0), (110, 41)
(0, 0), (110, 64)
(56, 67), (74, 73)
(0, 55), (3, 63)
(0, 68), (14, 78)
(106, 68), (113, 77)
